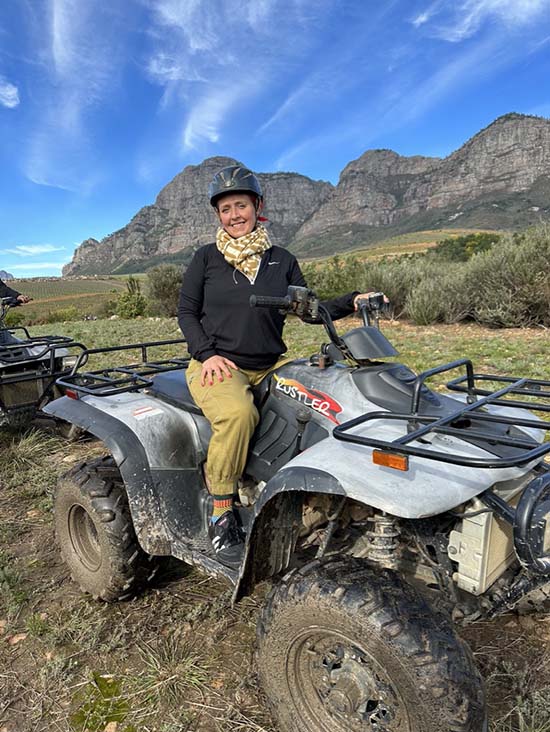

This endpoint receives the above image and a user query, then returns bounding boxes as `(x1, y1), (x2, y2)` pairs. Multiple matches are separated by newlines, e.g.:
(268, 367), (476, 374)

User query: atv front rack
(334, 359), (550, 469)
(447, 372), (550, 412)
(56, 338), (188, 397)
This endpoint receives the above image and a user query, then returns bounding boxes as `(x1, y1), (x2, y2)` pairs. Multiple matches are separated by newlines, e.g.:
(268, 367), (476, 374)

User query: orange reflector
(373, 450), (409, 471)
(65, 389), (79, 400)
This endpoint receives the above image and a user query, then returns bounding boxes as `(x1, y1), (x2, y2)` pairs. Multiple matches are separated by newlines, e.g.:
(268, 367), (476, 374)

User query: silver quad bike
(0, 297), (85, 429)
(45, 287), (550, 732)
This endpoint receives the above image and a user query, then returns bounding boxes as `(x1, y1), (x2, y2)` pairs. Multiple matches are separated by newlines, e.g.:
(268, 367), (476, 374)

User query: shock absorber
(367, 512), (400, 568)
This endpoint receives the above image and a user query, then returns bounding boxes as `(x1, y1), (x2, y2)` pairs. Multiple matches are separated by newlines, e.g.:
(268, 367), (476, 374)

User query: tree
(146, 265), (182, 317)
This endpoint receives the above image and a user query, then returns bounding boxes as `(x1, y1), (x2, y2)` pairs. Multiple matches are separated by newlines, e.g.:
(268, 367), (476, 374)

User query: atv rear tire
(257, 558), (486, 732)
(54, 456), (158, 601)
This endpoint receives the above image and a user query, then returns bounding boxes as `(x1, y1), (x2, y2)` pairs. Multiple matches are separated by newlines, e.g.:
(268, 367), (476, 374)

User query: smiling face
(215, 193), (261, 238)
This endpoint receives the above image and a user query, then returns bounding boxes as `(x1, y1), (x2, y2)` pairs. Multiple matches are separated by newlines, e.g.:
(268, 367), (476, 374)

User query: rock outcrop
(63, 114), (550, 274)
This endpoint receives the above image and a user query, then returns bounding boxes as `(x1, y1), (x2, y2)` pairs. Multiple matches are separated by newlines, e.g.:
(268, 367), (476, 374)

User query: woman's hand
(16, 294), (31, 304)
(353, 292), (389, 310)
(200, 355), (238, 386)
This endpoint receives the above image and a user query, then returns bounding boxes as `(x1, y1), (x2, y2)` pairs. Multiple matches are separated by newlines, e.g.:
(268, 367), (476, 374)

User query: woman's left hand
(353, 292), (389, 310)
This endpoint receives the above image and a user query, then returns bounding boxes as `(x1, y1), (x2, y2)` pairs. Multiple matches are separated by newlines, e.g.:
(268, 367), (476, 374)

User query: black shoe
(208, 510), (245, 569)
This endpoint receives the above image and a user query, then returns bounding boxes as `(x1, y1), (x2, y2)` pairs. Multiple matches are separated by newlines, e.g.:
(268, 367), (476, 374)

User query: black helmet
(208, 165), (263, 207)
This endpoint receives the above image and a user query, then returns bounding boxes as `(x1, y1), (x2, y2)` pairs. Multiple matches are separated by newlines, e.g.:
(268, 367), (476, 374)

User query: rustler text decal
(274, 375), (343, 424)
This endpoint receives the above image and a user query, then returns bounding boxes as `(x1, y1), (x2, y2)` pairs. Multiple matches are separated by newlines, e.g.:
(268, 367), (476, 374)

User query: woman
(178, 165), (380, 567)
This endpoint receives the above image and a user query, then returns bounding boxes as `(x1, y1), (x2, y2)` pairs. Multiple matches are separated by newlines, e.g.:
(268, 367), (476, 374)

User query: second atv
(45, 288), (550, 732)
(0, 297), (85, 429)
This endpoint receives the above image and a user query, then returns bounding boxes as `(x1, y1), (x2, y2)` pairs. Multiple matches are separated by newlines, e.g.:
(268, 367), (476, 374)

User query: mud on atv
(45, 288), (550, 732)
(0, 297), (86, 429)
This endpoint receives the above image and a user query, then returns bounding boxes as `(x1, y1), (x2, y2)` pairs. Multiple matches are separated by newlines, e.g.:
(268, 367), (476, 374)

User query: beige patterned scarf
(216, 225), (272, 284)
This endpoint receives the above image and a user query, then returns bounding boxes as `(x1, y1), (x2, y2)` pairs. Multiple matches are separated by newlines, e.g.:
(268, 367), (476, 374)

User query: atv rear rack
(334, 359), (550, 469)
(0, 333), (80, 365)
(56, 338), (188, 397)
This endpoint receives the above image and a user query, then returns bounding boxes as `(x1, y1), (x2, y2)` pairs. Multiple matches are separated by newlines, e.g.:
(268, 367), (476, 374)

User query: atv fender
(234, 431), (539, 600)
(235, 466), (345, 601)
(44, 394), (209, 555)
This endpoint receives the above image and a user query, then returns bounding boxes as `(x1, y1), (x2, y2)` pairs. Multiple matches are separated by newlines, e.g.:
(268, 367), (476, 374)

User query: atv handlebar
(250, 286), (319, 320)
(356, 293), (388, 329)
(249, 294), (291, 310)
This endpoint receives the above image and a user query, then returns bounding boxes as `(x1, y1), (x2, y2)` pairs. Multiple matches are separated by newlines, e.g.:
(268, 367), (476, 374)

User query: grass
(0, 316), (548, 731)
(303, 227), (502, 262)
(4, 277), (127, 324)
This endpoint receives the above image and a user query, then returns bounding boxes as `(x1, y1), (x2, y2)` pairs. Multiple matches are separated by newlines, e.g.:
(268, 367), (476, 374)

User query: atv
(0, 297), (85, 429)
(44, 288), (550, 732)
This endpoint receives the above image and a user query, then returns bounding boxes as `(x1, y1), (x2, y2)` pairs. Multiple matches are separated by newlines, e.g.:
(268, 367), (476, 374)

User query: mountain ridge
(63, 113), (550, 275)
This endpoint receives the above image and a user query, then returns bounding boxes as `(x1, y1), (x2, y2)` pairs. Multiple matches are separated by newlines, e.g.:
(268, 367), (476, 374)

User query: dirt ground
(2, 424), (550, 731)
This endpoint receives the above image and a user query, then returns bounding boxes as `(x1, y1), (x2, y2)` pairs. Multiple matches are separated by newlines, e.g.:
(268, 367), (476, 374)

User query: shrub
(4, 308), (26, 327)
(429, 232), (500, 262)
(115, 276), (147, 319)
(147, 265), (182, 317)
(467, 226), (550, 328)
(46, 306), (81, 323)
(300, 223), (549, 328)
(302, 256), (360, 301)
(405, 283), (443, 325)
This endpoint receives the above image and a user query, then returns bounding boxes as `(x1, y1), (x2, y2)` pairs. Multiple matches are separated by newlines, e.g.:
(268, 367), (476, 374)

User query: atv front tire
(257, 558), (486, 732)
(54, 456), (158, 601)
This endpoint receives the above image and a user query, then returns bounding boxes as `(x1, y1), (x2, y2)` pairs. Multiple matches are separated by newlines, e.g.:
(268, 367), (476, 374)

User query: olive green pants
(186, 357), (289, 495)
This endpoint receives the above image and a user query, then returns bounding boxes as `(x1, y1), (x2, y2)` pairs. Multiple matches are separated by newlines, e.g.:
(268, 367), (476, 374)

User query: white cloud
(1, 245), (65, 256)
(0, 77), (19, 108)
(144, 0), (335, 153)
(20, 1), (127, 190)
(416, 0), (550, 42)
(411, 1), (442, 28)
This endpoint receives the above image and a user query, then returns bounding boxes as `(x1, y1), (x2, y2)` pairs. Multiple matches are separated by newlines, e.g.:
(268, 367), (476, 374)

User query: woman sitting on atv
(178, 165), (381, 567)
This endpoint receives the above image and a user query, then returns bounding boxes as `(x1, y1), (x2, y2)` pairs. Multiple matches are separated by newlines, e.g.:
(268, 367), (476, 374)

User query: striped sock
(211, 495), (233, 523)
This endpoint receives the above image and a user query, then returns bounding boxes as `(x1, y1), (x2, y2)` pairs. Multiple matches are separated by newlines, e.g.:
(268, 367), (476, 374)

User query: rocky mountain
(0, 270), (14, 280)
(63, 113), (550, 275)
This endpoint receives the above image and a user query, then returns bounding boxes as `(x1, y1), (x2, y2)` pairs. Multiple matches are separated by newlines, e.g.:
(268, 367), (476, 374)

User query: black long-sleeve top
(0, 279), (20, 300)
(178, 243), (357, 370)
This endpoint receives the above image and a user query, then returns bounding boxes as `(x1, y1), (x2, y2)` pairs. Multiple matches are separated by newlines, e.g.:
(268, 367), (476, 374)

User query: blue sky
(1, 0), (550, 278)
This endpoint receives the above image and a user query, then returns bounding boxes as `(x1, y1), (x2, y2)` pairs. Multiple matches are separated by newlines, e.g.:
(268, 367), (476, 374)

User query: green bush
(302, 256), (361, 301)
(4, 308), (26, 326)
(46, 306), (81, 323)
(467, 227), (550, 328)
(115, 276), (147, 319)
(429, 232), (500, 262)
(298, 224), (550, 328)
(147, 264), (182, 317)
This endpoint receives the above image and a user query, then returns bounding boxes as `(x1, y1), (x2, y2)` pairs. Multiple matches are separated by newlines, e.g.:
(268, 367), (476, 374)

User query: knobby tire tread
(257, 556), (486, 732)
(55, 455), (158, 601)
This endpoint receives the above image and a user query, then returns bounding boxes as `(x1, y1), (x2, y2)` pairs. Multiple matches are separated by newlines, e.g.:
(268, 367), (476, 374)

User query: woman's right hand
(200, 355), (238, 386)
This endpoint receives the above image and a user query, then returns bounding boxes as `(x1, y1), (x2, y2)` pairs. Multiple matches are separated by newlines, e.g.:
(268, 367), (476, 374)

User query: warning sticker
(132, 406), (164, 421)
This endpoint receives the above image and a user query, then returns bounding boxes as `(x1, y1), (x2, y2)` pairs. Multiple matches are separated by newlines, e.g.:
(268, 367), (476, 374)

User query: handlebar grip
(250, 294), (290, 309)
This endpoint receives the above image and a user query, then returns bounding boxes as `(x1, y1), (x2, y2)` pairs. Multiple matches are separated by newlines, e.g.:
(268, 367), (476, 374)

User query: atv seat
(149, 367), (273, 416)
(149, 369), (203, 415)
